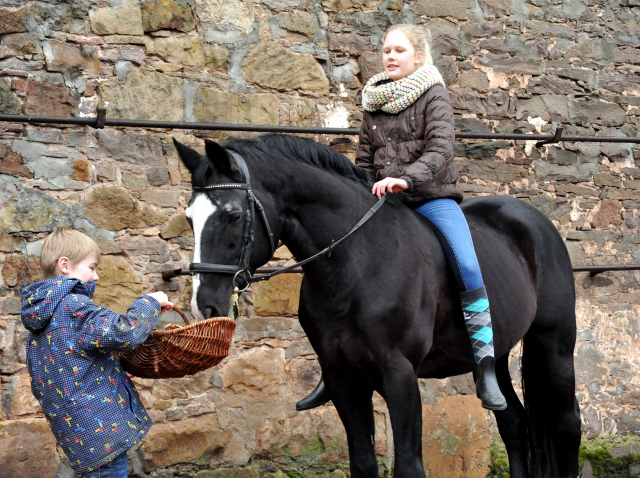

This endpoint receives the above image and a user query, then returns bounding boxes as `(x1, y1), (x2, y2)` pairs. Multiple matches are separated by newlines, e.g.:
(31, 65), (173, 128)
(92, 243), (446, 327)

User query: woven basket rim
(150, 315), (236, 337)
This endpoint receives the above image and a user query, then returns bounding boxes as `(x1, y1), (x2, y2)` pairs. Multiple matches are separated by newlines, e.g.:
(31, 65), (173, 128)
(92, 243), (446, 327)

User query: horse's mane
(223, 133), (371, 188)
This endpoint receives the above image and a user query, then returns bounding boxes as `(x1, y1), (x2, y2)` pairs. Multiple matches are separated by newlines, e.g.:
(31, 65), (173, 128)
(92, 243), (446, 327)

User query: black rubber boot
(475, 356), (507, 411)
(296, 378), (331, 411)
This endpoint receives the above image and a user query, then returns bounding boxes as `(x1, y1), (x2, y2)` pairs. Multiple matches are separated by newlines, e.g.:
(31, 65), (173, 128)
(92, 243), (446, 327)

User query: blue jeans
(414, 198), (484, 292)
(81, 451), (127, 478)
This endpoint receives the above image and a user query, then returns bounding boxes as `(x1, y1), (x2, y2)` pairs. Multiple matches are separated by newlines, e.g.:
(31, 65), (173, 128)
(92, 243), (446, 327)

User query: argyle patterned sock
(460, 285), (494, 364)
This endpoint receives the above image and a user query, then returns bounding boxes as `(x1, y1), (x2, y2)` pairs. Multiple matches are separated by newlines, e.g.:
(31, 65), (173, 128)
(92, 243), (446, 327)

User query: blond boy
(21, 228), (172, 477)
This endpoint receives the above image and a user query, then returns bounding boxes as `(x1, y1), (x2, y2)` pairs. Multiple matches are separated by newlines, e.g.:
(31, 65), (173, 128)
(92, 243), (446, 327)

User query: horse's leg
(326, 374), (379, 478)
(523, 326), (581, 478)
(492, 354), (528, 478)
(379, 357), (426, 478)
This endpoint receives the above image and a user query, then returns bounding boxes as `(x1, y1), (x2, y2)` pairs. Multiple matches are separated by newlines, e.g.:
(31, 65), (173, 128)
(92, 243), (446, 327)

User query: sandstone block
(422, 395), (490, 478)
(0, 187), (76, 234)
(122, 171), (148, 188)
(594, 173), (621, 188)
(92, 255), (144, 313)
(274, 12), (318, 37)
(253, 273), (302, 317)
(8, 372), (41, 416)
(0, 143), (32, 178)
(1, 33), (43, 60)
(141, 413), (231, 469)
(72, 159), (90, 182)
(1, 254), (43, 288)
(196, 0), (255, 34)
(147, 166), (171, 186)
(591, 199), (623, 229)
(140, 189), (181, 207)
(43, 40), (99, 74)
(569, 99), (626, 127)
(24, 77), (74, 116)
(0, 80), (21, 115)
(322, 0), (381, 10)
(160, 214), (194, 239)
(358, 50), (382, 85)
(147, 37), (229, 70)
(0, 418), (59, 478)
(97, 129), (164, 165)
(90, 0), (144, 36)
(193, 89), (279, 125)
(142, 0), (196, 32)
(219, 346), (285, 395)
(243, 42), (329, 93)
(458, 69), (489, 90)
(0, 5), (32, 35)
(119, 235), (169, 257)
(100, 68), (185, 122)
(455, 159), (528, 183)
(410, 0), (473, 19)
(83, 185), (169, 231)
(450, 88), (485, 115)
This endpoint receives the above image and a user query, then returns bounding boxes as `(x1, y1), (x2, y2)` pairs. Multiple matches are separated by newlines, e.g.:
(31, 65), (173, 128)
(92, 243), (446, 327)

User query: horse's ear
(204, 139), (241, 179)
(172, 138), (202, 173)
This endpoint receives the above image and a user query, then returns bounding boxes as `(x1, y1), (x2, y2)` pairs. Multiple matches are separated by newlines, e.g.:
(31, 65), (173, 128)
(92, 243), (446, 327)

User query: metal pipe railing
(3, 110), (639, 277)
(1, 111), (640, 144)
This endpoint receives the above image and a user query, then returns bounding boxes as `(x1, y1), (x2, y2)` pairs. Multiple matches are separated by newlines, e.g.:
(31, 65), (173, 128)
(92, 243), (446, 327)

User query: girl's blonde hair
(383, 24), (433, 67)
(40, 228), (101, 279)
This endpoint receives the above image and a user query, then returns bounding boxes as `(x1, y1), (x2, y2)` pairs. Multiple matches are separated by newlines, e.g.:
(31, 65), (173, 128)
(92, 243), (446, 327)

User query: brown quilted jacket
(355, 84), (463, 207)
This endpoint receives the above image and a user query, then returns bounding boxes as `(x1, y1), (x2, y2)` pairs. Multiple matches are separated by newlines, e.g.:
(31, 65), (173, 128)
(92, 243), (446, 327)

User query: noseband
(189, 149), (387, 294)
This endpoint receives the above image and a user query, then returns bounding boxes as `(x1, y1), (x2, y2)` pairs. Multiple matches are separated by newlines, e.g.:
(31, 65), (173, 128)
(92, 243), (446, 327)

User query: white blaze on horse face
(186, 193), (217, 320)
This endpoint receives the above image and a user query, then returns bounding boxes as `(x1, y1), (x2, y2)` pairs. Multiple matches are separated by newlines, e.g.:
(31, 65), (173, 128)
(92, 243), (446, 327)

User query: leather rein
(189, 150), (387, 293)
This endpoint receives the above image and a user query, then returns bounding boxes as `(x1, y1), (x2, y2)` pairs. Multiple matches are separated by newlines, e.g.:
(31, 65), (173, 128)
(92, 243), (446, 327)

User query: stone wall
(0, 0), (639, 476)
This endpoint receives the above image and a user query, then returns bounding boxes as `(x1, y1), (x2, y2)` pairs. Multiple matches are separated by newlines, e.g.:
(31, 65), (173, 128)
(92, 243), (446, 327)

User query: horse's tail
(522, 328), (581, 478)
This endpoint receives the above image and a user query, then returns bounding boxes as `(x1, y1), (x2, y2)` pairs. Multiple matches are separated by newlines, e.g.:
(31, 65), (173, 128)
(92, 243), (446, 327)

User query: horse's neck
(276, 173), (376, 281)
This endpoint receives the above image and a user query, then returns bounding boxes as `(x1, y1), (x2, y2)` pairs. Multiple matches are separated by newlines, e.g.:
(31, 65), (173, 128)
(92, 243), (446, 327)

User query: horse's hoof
(296, 378), (331, 411)
(476, 356), (507, 411)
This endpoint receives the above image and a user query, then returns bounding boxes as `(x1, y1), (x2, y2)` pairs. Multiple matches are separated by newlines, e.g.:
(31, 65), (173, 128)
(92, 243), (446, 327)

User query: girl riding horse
(297, 24), (507, 412)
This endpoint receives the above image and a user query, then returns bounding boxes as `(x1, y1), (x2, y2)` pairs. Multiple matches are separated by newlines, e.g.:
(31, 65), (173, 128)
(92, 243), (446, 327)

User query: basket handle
(167, 306), (190, 326)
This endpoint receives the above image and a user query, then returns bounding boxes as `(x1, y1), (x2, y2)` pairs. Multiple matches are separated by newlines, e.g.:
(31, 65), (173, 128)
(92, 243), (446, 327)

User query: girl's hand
(371, 177), (409, 198)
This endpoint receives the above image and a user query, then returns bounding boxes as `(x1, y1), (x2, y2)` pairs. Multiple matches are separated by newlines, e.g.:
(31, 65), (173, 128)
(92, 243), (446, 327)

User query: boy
(21, 228), (173, 477)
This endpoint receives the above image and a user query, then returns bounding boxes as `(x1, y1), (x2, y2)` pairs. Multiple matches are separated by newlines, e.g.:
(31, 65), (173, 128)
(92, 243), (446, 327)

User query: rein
(189, 150), (386, 293)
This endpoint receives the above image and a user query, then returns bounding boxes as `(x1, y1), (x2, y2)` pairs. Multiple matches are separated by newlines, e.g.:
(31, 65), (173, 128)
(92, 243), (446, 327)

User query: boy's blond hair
(383, 24), (433, 68)
(40, 228), (101, 279)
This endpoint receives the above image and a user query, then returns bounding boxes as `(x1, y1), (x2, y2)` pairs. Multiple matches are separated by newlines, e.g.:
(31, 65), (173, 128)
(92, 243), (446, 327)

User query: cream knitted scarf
(362, 64), (445, 114)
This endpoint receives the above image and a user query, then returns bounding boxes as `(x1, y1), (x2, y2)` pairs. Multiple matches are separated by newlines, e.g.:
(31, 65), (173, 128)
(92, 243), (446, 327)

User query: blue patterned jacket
(21, 277), (161, 474)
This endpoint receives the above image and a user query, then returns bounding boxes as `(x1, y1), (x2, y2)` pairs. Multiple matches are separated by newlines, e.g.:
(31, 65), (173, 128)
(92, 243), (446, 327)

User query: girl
(297, 24), (506, 411)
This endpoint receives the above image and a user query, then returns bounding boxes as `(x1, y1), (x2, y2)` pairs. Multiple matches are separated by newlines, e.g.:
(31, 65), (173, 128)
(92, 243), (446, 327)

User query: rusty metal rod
(1, 113), (640, 143)
(162, 264), (640, 281)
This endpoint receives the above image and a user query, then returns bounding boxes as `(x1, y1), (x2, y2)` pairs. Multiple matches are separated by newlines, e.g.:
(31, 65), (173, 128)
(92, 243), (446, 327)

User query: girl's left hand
(372, 177), (409, 198)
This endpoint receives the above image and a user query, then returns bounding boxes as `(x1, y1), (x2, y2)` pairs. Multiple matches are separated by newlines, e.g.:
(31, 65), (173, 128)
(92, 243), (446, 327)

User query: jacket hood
(21, 277), (96, 332)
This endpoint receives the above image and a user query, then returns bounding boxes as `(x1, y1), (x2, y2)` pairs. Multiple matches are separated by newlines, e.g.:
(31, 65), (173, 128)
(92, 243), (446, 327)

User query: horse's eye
(229, 212), (242, 224)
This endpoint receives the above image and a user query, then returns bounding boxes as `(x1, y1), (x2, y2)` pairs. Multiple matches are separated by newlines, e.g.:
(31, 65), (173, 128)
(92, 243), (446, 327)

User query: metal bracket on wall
(95, 107), (106, 129)
(536, 127), (563, 148)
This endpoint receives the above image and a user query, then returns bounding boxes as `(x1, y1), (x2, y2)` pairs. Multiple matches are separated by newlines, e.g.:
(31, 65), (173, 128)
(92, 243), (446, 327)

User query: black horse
(174, 133), (581, 478)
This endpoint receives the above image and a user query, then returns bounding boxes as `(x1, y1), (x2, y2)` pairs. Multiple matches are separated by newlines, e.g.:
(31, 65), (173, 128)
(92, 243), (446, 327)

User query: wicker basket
(119, 306), (236, 379)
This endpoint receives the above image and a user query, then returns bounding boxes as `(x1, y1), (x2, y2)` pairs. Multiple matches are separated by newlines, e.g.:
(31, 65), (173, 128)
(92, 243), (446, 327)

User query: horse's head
(173, 138), (276, 320)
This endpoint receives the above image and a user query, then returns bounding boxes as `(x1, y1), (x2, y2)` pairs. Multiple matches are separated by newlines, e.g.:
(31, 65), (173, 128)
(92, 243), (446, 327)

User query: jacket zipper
(121, 377), (141, 422)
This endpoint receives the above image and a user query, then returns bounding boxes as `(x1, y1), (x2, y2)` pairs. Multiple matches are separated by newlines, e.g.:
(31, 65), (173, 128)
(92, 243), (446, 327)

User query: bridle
(189, 150), (387, 295)
(189, 150), (275, 292)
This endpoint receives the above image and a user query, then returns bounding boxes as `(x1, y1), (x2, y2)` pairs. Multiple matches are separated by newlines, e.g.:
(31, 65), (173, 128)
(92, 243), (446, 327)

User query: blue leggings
(414, 198), (484, 292)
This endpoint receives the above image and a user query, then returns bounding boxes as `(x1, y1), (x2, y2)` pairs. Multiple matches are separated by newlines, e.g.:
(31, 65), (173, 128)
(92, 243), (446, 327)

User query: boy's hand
(147, 292), (174, 313)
